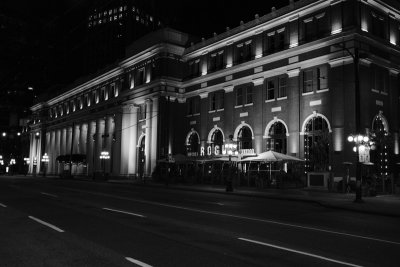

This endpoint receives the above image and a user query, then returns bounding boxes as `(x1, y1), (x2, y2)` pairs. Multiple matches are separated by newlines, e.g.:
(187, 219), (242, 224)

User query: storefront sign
(188, 146), (255, 157)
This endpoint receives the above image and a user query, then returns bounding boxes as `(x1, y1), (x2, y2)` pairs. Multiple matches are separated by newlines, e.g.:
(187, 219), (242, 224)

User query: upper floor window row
(49, 82), (120, 119)
(128, 63), (155, 89)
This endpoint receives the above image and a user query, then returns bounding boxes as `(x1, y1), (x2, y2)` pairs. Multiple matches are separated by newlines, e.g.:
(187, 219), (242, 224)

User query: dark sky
(0, 0), (291, 97)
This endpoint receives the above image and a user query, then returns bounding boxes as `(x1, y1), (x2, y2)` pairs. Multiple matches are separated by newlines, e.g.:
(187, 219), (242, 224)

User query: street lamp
(224, 135), (238, 192)
(41, 153), (49, 177)
(9, 158), (16, 175)
(99, 151), (110, 178)
(347, 134), (374, 202)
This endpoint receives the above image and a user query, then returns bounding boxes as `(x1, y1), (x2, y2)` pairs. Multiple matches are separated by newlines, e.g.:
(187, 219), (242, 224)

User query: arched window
(371, 115), (389, 177)
(237, 126), (253, 150)
(211, 129), (223, 152)
(267, 122), (287, 153)
(186, 132), (199, 156)
(304, 116), (330, 171)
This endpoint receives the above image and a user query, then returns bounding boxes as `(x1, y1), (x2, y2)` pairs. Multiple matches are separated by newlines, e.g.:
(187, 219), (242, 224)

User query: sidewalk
(107, 178), (400, 218)
(5, 174), (400, 217)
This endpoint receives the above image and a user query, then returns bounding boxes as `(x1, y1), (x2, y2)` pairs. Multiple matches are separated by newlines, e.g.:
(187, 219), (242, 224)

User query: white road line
(0, 203), (7, 208)
(125, 257), (153, 267)
(239, 237), (363, 267)
(64, 188), (400, 246)
(41, 192), (58, 198)
(28, 216), (64, 233)
(103, 208), (145, 218)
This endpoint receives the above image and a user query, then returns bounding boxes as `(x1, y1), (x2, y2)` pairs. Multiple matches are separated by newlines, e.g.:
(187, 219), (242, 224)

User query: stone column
(28, 133), (34, 174)
(104, 116), (112, 173)
(55, 129), (61, 174)
(128, 105), (138, 175)
(50, 131), (56, 174)
(95, 118), (104, 171)
(86, 121), (96, 176)
(145, 99), (152, 176)
(113, 111), (122, 176)
(150, 97), (159, 176)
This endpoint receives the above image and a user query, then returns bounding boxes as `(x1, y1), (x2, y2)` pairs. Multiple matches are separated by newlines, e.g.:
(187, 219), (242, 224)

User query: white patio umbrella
(240, 150), (304, 183)
(241, 150), (304, 162)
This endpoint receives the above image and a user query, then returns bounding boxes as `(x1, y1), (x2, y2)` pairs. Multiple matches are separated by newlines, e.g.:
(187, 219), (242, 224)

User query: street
(0, 176), (399, 267)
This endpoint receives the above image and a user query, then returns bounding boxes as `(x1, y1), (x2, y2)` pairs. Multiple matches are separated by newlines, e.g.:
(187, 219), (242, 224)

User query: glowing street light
(41, 153), (49, 177)
(347, 133), (375, 203)
(100, 151), (110, 177)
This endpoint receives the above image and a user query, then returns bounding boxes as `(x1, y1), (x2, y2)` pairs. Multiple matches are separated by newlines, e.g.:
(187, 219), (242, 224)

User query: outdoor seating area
(152, 151), (305, 189)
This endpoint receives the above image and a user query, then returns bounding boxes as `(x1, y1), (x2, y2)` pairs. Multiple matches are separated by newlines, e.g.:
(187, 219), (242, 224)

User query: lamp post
(9, 158), (16, 175)
(347, 134), (374, 202)
(99, 151), (110, 179)
(225, 135), (238, 192)
(24, 157), (30, 176)
(41, 153), (49, 177)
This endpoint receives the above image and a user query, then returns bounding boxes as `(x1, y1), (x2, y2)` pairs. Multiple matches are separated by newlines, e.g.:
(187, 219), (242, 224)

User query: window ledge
(139, 119), (146, 122)
(234, 105), (243, 109)
(277, 96), (287, 101)
(186, 114), (193, 118)
(193, 113), (200, 116)
(265, 99), (275, 103)
(244, 103), (253, 107)
(216, 108), (225, 112)
(208, 110), (216, 114)
(381, 91), (388, 96)
(317, 88), (329, 93)
(371, 89), (379, 93)
(302, 92), (314, 96)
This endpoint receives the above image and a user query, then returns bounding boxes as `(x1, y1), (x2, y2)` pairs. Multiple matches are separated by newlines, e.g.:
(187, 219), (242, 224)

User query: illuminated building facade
(29, 0), (400, 187)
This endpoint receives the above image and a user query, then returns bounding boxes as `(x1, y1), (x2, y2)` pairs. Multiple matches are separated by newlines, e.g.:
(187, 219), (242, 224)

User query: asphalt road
(0, 176), (399, 267)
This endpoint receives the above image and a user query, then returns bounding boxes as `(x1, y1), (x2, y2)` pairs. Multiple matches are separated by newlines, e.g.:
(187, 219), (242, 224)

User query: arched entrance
(266, 121), (287, 153)
(138, 136), (146, 178)
(371, 113), (389, 177)
(237, 126), (253, 150)
(211, 129), (223, 153)
(186, 130), (200, 156)
(304, 116), (330, 172)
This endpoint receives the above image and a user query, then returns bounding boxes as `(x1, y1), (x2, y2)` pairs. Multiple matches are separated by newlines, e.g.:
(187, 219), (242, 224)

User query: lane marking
(125, 257), (153, 267)
(103, 208), (145, 218)
(28, 216), (64, 233)
(62, 188), (400, 246)
(0, 203), (7, 208)
(239, 237), (363, 267)
(41, 192), (58, 198)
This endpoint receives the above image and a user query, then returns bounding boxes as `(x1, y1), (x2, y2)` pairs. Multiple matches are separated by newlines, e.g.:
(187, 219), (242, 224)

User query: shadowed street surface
(1, 176), (399, 266)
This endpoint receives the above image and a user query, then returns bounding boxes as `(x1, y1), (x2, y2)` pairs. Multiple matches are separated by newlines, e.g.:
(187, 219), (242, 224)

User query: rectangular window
(139, 104), (146, 120)
(236, 44), (244, 64)
(316, 13), (328, 38)
(135, 68), (145, 86)
(244, 42), (252, 61)
(267, 33), (275, 54)
(209, 92), (216, 111)
(217, 91), (224, 109)
(303, 70), (313, 93)
(304, 18), (315, 42)
(246, 86), (253, 104)
(236, 88), (243, 106)
(317, 66), (328, 90)
(371, 12), (385, 39)
(187, 97), (200, 115)
(216, 52), (224, 70)
(209, 54), (217, 72)
(267, 80), (275, 100)
(190, 60), (200, 77)
(129, 73), (134, 89)
(278, 77), (287, 98)
(209, 91), (225, 110)
(276, 30), (285, 51)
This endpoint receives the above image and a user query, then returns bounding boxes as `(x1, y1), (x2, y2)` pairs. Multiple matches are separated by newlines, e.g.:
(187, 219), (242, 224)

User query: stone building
(29, 0), (400, 188)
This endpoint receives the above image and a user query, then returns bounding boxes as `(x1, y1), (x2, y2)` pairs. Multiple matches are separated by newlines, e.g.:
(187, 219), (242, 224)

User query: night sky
(0, 0), (291, 98)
